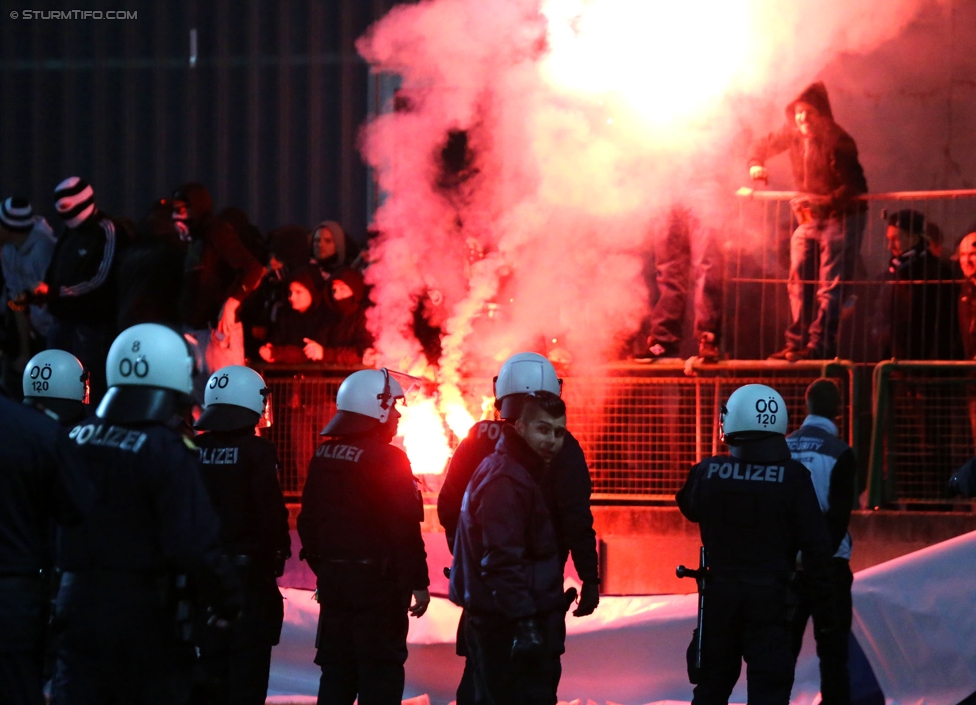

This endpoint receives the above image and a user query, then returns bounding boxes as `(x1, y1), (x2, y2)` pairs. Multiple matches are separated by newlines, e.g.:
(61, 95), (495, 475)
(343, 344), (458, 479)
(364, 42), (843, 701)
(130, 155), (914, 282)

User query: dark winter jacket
(748, 82), (868, 215)
(0, 396), (92, 577)
(449, 427), (565, 619)
(116, 209), (187, 329)
(320, 267), (374, 366)
(438, 419), (598, 584)
(297, 430), (429, 603)
(44, 211), (123, 329)
(877, 242), (960, 360)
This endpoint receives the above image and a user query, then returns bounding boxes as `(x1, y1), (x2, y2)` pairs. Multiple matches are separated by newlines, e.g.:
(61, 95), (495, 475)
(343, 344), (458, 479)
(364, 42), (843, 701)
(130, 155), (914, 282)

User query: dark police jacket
(58, 417), (241, 614)
(438, 419), (598, 585)
(195, 429), (290, 645)
(0, 396), (92, 577)
(449, 427), (564, 620)
(195, 431), (290, 569)
(297, 430), (429, 604)
(676, 435), (833, 586)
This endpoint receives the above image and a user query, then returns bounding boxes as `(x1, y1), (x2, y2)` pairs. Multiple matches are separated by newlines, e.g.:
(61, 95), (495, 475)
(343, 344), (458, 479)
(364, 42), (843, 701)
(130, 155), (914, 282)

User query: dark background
(0, 0), (404, 243)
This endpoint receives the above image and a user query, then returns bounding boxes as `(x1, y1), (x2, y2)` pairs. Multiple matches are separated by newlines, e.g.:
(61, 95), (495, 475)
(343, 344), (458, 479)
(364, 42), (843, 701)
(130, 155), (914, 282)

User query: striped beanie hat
(0, 197), (33, 232)
(54, 177), (96, 228)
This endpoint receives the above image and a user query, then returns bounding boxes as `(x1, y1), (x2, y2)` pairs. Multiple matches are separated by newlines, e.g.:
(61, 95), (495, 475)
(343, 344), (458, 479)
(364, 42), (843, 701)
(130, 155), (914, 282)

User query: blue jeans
(785, 211), (866, 354)
(649, 208), (724, 347)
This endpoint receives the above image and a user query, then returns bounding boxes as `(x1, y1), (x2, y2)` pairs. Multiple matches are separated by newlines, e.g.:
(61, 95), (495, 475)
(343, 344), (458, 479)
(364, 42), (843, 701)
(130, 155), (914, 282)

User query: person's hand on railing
(749, 165), (768, 184)
(303, 338), (325, 362)
(259, 343), (275, 363)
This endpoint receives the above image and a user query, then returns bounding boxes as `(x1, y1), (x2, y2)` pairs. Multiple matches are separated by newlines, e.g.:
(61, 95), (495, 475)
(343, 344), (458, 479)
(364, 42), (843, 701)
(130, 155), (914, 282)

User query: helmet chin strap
(376, 368), (393, 420)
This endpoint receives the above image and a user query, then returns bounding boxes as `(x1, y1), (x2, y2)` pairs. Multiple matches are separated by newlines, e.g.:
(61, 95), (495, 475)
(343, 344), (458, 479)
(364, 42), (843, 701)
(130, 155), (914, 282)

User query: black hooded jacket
(448, 427), (565, 619)
(748, 82), (868, 214)
(438, 419), (598, 585)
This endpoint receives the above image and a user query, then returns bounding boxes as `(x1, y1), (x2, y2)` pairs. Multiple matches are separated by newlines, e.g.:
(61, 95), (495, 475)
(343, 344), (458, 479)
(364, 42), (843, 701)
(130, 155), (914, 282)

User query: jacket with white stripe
(44, 212), (121, 327)
(786, 415), (857, 560)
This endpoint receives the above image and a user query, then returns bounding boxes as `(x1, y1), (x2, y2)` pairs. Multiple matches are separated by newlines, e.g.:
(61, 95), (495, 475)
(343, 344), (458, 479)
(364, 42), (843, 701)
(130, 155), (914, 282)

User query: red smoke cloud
(356, 0), (946, 471)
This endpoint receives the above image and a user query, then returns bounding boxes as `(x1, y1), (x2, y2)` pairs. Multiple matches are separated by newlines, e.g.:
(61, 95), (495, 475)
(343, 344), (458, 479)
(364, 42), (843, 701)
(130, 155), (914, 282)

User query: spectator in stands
(955, 229), (976, 359)
(634, 205), (724, 363)
(313, 221), (362, 279)
(748, 81), (868, 361)
(219, 206), (267, 264)
(0, 197), (56, 374)
(240, 225), (312, 362)
(173, 182), (266, 388)
(116, 198), (187, 331)
(876, 209), (960, 360)
(258, 267), (335, 364)
(36, 177), (124, 404)
(320, 267), (374, 366)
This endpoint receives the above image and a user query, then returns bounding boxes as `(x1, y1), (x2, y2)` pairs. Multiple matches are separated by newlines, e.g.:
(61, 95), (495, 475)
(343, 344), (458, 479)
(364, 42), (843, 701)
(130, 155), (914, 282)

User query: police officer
(786, 379), (857, 705)
(21, 349), (91, 686)
(297, 368), (430, 705)
(449, 390), (569, 705)
(0, 393), (91, 705)
(676, 384), (835, 705)
(437, 352), (599, 704)
(51, 323), (244, 705)
(21, 349), (90, 425)
(192, 365), (291, 705)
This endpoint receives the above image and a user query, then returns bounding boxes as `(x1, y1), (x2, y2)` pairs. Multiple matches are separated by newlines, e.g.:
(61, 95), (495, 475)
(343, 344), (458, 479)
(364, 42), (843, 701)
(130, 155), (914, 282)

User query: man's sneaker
(633, 340), (678, 362)
(767, 346), (800, 361)
(698, 333), (720, 363)
(786, 345), (833, 362)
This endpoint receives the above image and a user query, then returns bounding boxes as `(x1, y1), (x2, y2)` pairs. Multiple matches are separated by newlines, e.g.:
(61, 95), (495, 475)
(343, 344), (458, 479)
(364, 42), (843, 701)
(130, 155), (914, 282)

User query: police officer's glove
(511, 618), (545, 661)
(573, 581), (600, 617)
(409, 589), (430, 618)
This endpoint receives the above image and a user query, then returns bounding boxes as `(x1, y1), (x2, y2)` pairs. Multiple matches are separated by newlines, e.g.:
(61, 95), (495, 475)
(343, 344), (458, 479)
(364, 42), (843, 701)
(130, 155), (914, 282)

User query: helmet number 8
(755, 398), (779, 427)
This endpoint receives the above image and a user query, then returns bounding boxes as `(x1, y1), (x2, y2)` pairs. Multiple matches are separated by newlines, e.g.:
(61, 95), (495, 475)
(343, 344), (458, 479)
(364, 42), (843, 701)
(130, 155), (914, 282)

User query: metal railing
(731, 188), (976, 362)
(867, 360), (976, 507)
(260, 362), (854, 501)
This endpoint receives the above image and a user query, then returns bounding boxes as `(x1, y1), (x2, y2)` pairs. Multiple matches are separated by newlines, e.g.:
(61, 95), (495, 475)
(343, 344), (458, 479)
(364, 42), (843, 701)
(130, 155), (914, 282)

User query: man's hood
(785, 81), (834, 122)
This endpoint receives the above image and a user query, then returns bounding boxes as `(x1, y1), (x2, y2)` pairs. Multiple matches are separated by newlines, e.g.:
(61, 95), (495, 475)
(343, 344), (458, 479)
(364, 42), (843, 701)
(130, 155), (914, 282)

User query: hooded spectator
(239, 224), (312, 361)
(320, 267), (374, 365)
(258, 267), (336, 364)
(173, 182), (266, 386)
(312, 221), (361, 278)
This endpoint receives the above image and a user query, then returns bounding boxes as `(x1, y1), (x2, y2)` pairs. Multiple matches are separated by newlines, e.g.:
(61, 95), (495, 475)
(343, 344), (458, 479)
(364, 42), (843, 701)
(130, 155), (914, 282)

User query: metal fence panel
(263, 364), (851, 501)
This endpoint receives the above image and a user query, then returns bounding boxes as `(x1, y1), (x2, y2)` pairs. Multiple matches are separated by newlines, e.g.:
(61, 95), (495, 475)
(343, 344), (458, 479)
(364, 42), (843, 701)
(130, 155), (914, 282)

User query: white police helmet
(97, 323), (196, 423)
(493, 352), (562, 419)
(321, 368), (405, 436)
(720, 383), (788, 443)
(195, 365), (271, 432)
(23, 349), (89, 403)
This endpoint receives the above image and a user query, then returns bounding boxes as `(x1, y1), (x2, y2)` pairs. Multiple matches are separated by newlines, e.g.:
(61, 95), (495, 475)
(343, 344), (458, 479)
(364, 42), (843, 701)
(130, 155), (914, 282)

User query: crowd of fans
(1, 166), (975, 407)
(0, 179), (372, 405)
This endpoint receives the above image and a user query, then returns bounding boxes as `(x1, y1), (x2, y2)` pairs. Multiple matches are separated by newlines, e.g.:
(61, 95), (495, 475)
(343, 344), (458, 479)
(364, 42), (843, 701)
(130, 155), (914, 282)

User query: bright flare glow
(397, 394), (452, 475)
(540, 0), (752, 129)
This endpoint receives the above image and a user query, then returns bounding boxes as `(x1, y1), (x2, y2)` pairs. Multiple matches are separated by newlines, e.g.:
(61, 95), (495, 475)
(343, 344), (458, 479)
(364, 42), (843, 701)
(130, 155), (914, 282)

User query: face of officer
(515, 405), (567, 464)
(377, 405), (401, 443)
